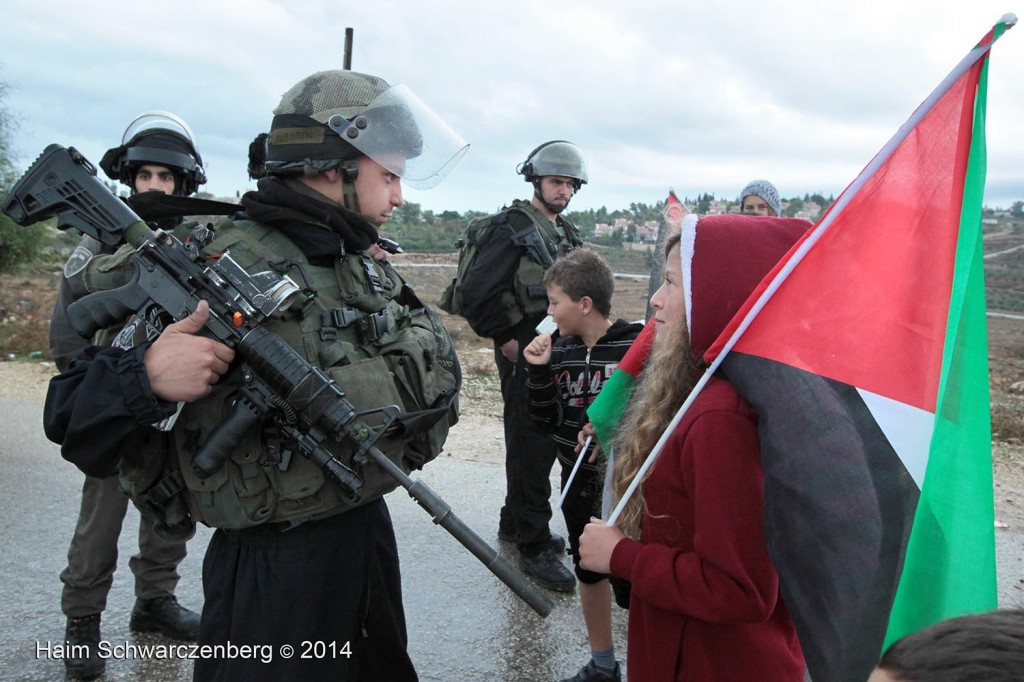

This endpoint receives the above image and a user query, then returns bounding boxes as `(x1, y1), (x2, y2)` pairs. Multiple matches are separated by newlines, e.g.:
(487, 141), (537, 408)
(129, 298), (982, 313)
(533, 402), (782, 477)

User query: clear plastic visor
(326, 85), (468, 190)
(122, 111), (198, 147)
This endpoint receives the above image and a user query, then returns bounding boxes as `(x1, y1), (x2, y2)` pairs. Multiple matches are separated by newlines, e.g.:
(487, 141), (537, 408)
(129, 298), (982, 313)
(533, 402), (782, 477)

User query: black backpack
(438, 201), (561, 316)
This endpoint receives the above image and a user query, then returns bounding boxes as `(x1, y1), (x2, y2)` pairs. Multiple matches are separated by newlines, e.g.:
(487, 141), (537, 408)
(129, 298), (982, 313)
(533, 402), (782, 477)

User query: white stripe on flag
(857, 387), (934, 489)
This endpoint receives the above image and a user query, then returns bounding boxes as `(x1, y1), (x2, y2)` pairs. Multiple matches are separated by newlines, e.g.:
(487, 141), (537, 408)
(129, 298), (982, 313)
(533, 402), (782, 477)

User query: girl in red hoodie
(580, 214), (809, 681)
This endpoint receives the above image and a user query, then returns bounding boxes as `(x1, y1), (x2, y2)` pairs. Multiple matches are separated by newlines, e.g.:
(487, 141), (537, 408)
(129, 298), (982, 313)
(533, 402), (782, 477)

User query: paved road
(0, 397), (627, 681)
(2, 395), (1021, 681)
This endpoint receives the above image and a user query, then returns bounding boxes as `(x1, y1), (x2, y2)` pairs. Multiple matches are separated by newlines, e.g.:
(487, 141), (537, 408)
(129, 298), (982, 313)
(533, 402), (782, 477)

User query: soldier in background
(460, 141), (587, 593)
(50, 111), (207, 680)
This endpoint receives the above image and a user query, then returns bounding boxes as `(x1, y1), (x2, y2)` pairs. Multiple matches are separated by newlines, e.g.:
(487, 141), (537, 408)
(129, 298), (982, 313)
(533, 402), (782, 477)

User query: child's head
(543, 248), (613, 333)
(870, 609), (1024, 682)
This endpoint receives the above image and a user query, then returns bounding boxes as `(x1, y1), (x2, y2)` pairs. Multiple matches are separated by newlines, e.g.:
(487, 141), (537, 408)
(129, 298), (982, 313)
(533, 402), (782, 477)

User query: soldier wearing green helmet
(197, 69), (467, 681)
(43, 69), (468, 682)
(458, 141), (587, 594)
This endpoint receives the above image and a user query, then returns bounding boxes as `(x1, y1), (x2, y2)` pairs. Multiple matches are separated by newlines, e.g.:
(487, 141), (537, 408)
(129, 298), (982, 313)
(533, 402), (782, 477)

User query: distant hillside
(985, 251), (1024, 313)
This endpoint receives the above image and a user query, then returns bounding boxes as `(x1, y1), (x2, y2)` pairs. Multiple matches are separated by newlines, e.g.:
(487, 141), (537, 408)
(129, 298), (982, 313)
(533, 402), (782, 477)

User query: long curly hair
(611, 234), (698, 537)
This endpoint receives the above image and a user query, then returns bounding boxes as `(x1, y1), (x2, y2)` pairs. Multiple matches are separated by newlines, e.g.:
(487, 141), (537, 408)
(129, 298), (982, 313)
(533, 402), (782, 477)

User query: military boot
(518, 546), (575, 592)
(64, 613), (104, 679)
(129, 595), (200, 641)
(498, 526), (567, 554)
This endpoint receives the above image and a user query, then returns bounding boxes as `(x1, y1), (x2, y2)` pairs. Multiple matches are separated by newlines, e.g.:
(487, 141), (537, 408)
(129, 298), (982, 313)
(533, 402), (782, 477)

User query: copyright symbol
(279, 644), (293, 659)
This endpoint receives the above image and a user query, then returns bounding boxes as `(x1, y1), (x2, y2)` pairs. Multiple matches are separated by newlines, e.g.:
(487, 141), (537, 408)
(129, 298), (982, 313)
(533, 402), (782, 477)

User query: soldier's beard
(534, 187), (569, 215)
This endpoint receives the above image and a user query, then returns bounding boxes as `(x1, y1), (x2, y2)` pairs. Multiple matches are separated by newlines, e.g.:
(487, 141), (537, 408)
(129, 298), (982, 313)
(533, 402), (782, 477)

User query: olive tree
(0, 74), (49, 273)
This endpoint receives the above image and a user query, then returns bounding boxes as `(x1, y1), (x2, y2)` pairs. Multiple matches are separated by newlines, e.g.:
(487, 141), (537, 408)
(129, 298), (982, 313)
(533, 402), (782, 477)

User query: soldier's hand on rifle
(500, 338), (519, 363)
(144, 300), (235, 402)
(523, 334), (552, 365)
(367, 243), (390, 263)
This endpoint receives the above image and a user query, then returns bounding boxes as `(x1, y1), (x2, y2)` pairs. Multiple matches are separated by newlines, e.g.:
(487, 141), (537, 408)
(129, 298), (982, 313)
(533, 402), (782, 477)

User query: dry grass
(2, 255), (1021, 448)
(0, 271), (60, 359)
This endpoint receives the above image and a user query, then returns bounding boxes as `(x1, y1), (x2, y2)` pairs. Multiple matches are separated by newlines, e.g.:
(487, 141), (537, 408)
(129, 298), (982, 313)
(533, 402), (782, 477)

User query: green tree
(782, 197), (805, 218)
(0, 73), (50, 273)
(437, 209), (462, 233)
(1010, 200), (1024, 218)
(0, 77), (17, 193)
(396, 200), (423, 227)
(696, 192), (715, 214)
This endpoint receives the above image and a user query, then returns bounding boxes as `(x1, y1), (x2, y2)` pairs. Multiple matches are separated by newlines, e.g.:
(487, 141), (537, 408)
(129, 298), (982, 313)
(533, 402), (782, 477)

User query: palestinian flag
(663, 189), (687, 226)
(702, 17), (1012, 682)
(647, 191), (691, 319)
(587, 319), (655, 449)
(625, 191), (692, 402)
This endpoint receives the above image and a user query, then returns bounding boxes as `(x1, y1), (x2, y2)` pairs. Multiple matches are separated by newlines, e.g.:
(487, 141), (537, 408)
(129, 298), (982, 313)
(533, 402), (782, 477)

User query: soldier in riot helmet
(43, 70), (467, 682)
(49, 111), (207, 680)
(99, 110), (207, 197)
(460, 141), (587, 593)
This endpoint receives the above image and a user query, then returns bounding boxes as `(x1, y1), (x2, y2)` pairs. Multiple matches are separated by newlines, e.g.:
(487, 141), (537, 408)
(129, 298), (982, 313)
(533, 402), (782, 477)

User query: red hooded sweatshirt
(609, 214), (811, 681)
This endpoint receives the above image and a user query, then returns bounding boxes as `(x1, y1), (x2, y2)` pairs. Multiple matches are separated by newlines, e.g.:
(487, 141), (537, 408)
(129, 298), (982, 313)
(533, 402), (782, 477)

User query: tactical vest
(117, 218), (460, 537)
(508, 200), (582, 322)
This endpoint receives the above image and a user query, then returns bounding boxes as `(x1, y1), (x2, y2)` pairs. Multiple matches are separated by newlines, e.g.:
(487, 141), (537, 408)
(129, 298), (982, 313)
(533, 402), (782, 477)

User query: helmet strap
(340, 159), (360, 212)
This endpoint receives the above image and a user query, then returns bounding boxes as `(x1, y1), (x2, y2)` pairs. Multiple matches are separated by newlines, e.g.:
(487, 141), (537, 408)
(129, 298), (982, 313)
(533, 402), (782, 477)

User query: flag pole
(606, 14), (1016, 526)
(556, 435), (593, 510)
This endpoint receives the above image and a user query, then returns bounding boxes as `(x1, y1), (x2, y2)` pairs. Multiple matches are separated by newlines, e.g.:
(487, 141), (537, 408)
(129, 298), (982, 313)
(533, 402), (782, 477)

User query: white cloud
(2, 0), (1021, 213)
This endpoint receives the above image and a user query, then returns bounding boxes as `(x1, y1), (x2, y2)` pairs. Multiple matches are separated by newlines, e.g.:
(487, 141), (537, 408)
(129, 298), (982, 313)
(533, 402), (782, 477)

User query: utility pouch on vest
(117, 428), (196, 542)
(513, 257), (551, 318)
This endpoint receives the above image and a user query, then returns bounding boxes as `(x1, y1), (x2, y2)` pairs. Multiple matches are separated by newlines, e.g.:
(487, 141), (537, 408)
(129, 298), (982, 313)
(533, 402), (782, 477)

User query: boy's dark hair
(543, 247), (613, 318)
(876, 609), (1024, 681)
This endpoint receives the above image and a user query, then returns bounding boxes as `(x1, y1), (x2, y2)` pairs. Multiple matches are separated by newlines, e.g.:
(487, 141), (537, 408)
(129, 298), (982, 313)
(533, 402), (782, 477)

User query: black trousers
(495, 322), (558, 553)
(194, 499), (416, 682)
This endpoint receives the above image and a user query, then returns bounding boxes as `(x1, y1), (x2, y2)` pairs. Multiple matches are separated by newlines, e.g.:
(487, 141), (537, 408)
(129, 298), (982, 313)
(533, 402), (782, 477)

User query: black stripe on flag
(720, 352), (920, 682)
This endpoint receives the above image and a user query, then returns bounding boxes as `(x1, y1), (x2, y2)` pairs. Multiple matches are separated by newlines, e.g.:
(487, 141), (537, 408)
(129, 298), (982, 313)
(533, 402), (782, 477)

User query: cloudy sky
(2, 1), (1021, 214)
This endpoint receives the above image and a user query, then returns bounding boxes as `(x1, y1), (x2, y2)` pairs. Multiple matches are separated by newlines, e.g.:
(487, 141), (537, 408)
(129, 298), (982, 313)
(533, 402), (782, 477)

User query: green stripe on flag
(586, 369), (636, 450)
(884, 32), (1000, 649)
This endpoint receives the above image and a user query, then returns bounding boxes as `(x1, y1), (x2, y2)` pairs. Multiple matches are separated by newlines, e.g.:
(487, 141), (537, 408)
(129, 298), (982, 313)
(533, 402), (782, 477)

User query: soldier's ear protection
(247, 133), (269, 180)
(517, 140), (571, 181)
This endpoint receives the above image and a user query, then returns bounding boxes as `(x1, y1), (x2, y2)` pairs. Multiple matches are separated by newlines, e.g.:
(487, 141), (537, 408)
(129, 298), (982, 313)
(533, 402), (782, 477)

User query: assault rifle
(2, 144), (554, 618)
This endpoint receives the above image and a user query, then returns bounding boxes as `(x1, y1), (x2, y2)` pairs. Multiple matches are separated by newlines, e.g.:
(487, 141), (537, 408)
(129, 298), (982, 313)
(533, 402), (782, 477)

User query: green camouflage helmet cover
(263, 70), (468, 190)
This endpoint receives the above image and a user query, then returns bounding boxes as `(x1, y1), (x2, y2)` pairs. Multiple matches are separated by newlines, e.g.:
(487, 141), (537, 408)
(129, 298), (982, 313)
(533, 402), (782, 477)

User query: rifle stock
(1, 144), (144, 246)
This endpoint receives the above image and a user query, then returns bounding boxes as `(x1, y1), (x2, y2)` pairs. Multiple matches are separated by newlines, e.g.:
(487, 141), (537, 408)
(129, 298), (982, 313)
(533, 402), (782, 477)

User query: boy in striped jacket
(524, 247), (643, 682)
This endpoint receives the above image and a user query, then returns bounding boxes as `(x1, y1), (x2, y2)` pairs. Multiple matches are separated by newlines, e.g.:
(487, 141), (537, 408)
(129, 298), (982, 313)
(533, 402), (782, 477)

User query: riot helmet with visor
(99, 111), (206, 196)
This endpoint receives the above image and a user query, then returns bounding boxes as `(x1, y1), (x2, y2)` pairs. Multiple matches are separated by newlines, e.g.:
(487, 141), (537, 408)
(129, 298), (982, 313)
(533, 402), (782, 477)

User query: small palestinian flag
(587, 319), (655, 449)
(663, 189), (687, 227)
